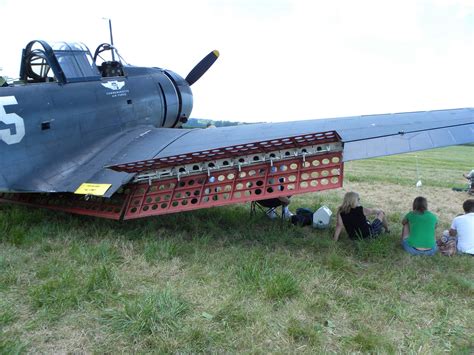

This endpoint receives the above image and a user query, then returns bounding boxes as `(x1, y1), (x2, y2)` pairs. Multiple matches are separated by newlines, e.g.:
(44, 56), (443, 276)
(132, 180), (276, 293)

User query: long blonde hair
(338, 192), (360, 214)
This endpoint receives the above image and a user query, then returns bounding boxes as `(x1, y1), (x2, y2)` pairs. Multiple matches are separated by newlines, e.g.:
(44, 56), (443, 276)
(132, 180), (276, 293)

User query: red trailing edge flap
(107, 131), (344, 219)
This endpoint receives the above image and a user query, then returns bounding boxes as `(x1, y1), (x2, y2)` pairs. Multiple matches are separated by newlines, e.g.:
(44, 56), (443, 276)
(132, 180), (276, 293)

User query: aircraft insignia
(101, 80), (125, 90)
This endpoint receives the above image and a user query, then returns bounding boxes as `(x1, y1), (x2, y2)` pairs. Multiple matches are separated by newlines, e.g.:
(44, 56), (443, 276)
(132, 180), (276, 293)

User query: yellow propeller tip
(213, 50), (220, 58)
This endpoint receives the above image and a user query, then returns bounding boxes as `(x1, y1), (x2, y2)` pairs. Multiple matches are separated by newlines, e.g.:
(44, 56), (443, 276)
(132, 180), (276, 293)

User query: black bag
(291, 208), (313, 226)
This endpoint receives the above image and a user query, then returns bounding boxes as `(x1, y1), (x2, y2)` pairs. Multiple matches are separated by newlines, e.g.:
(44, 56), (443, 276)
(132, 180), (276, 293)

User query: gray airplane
(0, 40), (473, 220)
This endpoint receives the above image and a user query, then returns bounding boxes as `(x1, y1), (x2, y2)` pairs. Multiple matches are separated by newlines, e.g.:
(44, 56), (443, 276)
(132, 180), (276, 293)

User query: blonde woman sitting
(333, 191), (389, 241)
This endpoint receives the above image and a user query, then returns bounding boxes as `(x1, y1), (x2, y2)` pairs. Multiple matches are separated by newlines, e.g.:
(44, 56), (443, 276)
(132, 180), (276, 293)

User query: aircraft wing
(9, 108), (473, 198)
(108, 107), (474, 169)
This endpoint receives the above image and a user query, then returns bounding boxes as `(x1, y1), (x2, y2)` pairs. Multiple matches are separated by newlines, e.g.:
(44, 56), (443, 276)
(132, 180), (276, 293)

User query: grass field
(1, 146), (473, 353)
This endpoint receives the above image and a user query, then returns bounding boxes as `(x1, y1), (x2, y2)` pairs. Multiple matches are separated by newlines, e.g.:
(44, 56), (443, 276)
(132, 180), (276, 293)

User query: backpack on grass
(290, 208), (313, 226)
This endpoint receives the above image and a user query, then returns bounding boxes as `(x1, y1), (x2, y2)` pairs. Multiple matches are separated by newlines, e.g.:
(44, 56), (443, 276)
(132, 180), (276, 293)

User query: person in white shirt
(449, 199), (474, 255)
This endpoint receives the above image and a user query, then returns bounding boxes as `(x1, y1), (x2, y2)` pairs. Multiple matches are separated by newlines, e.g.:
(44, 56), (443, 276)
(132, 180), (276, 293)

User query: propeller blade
(185, 50), (219, 86)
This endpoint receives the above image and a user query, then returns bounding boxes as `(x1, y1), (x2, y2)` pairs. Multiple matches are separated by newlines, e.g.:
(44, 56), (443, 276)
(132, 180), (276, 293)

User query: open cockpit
(18, 40), (125, 84)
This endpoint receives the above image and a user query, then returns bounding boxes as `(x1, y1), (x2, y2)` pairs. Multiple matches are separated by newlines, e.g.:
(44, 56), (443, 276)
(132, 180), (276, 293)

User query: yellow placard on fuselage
(74, 183), (112, 196)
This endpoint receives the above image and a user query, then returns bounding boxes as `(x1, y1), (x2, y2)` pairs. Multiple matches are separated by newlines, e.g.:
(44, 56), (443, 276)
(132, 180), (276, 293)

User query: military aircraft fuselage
(1, 64), (192, 192)
(1, 39), (472, 221)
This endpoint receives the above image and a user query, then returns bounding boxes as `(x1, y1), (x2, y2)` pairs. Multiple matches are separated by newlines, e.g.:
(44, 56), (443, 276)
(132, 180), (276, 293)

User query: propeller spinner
(185, 50), (219, 86)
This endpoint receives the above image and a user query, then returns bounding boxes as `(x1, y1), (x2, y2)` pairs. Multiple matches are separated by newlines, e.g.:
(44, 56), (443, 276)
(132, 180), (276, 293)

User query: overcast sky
(0, 0), (473, 122)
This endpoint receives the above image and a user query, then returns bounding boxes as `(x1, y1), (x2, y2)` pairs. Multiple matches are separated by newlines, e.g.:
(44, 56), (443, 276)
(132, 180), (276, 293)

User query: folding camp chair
(250, 198), (286, 221)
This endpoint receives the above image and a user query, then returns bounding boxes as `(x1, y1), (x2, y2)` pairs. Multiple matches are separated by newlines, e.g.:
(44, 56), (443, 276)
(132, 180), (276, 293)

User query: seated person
(257, 196), (293, 219)
(401, 196), (437, 256)
(333, 191), (389, 241)
(463, 170), (474, 194)
(449, 199), (474, 255)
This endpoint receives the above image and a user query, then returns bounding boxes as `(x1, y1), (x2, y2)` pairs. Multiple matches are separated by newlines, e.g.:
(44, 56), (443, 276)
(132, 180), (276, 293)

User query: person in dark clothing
(333, 191), (389, 241)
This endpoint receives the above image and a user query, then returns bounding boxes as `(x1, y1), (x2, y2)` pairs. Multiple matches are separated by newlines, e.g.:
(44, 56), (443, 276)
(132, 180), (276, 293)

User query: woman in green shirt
(401, 196), (438, 256)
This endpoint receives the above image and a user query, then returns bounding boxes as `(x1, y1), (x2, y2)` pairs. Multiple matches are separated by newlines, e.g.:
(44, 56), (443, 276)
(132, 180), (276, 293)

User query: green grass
(0, 146), (473, 352)
(344, 145), (473, 188)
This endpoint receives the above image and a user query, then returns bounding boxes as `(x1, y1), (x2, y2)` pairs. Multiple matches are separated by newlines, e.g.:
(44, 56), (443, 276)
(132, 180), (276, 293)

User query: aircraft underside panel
(0, 152), (343, 220)
(0, 132), (344, 219)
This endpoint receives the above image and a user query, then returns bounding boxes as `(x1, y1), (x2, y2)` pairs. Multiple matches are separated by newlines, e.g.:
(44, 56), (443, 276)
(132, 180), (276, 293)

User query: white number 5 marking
(0, 96), (25, 145)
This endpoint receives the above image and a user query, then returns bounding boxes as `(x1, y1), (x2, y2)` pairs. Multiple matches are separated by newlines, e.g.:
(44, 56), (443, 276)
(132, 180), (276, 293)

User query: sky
(0, 0), (473, 122)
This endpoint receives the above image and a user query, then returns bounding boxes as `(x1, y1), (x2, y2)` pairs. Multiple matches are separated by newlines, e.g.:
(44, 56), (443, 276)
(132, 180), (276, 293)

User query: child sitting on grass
(401, 196), (438, 256)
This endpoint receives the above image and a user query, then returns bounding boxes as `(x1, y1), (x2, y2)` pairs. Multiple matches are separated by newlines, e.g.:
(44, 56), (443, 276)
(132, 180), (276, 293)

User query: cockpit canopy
(19, 40), (121, 84)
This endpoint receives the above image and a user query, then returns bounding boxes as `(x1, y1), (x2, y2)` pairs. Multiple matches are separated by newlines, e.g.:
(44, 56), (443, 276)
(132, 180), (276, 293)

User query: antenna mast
(102, 17), (116, 61)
